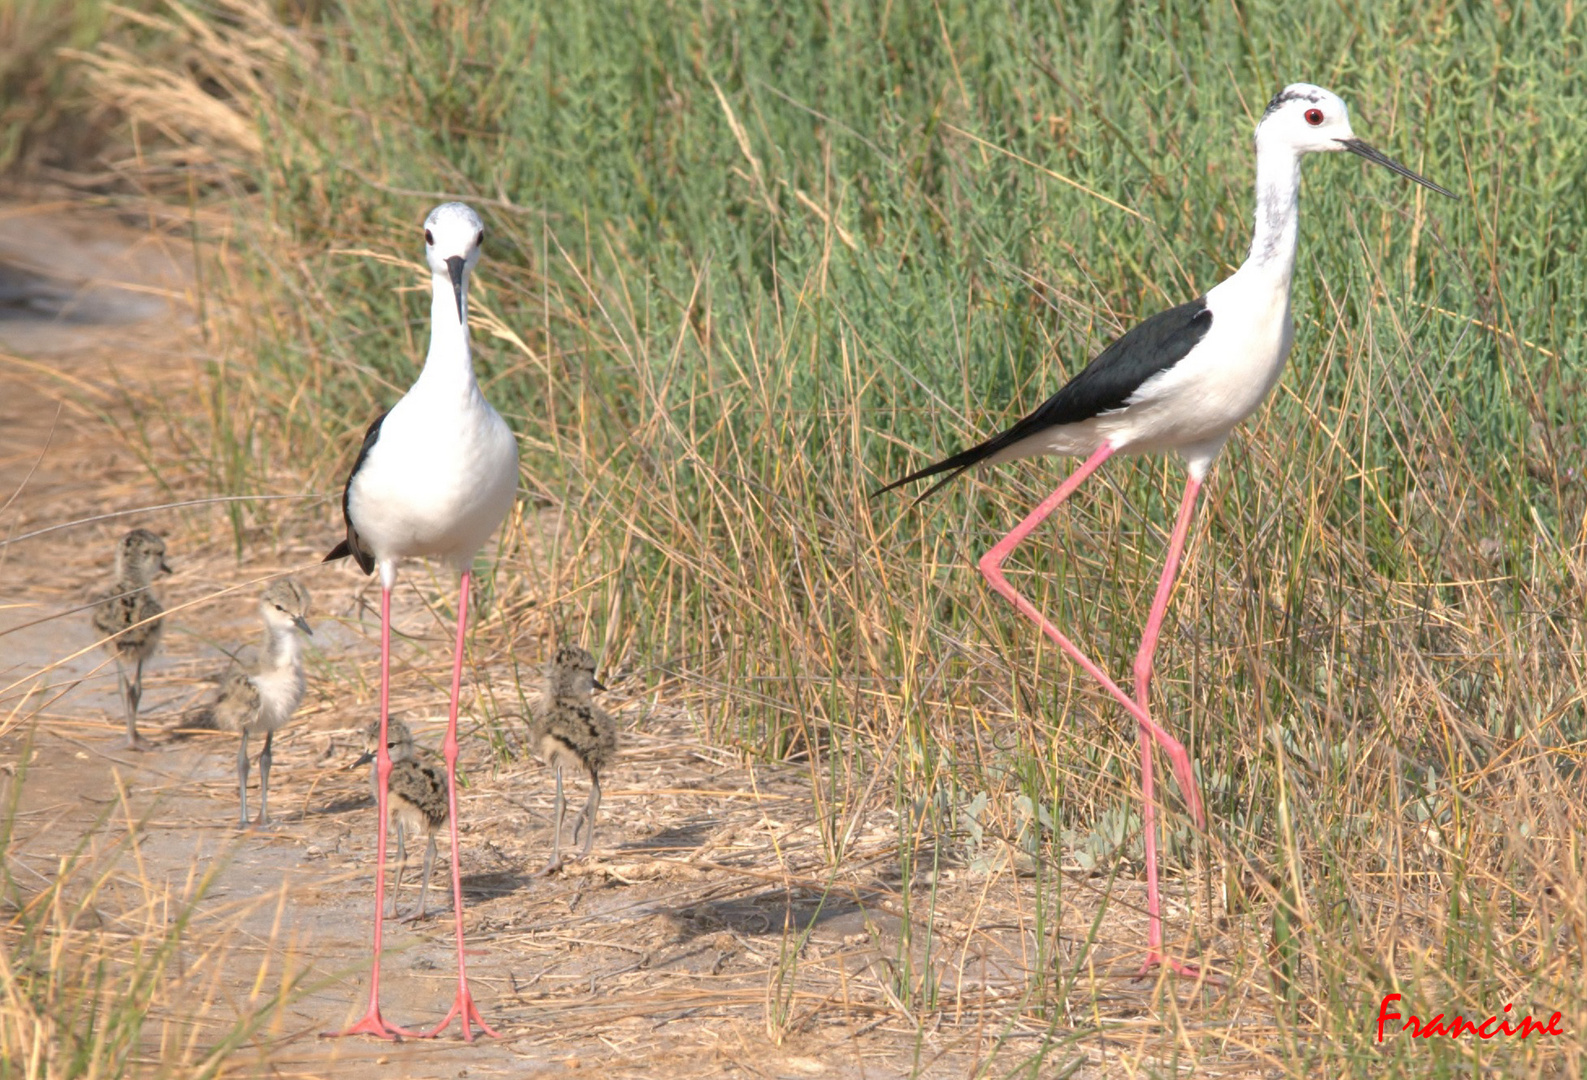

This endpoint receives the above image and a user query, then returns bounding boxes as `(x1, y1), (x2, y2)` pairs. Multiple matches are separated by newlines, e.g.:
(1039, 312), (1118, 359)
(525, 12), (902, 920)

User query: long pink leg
(325, 583), (419, 1039)
(976, 446), (1209, 974)
(1130, 473), (1209, 979)
(422, 570), (499, 1041)
(977, 445), (1205, 826)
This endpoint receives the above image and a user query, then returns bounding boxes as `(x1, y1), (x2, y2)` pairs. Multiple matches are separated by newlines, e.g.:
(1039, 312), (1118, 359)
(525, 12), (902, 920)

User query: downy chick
(526, 644), (617, 875)
(187, 579), (313, 826)
(354, 716), (449, 920)
(90, 529), (171, 749)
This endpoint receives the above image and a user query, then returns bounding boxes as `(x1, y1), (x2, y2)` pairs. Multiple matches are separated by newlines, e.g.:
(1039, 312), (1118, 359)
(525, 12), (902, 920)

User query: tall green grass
(91, 0), (1587, 1073)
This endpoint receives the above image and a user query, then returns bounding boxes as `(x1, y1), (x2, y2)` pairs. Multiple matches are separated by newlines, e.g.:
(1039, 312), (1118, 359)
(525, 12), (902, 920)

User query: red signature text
(1378, 993), (1564, 1043)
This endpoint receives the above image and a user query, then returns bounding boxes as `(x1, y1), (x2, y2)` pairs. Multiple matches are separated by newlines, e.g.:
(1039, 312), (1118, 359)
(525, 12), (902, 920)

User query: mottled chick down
(525, 644), (618, 874)
(90, 528), (171, 750)
(183, 579), (313, 827)
(356, 716), (449, 920)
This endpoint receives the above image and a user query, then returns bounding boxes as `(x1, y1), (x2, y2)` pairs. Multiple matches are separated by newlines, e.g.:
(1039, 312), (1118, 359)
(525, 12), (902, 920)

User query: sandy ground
(0, 200), (1243, 1079)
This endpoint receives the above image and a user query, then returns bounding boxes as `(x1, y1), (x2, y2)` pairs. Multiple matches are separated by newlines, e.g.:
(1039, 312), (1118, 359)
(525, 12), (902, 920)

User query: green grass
(53, 0), (1587, 1074)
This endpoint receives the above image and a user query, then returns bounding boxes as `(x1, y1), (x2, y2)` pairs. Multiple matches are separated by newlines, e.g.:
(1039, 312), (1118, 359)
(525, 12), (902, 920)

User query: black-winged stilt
(353, 716), (449, 923)
(523, 644), (617, 876)
(323, 202), (518, 1041)
(91, 528), (171, 750)
(878, 84), (1453, 978)
(182, 578), (313, 827)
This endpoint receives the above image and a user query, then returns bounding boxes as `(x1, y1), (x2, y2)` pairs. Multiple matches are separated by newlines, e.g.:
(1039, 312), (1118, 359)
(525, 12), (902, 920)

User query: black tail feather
(871, 430), (1011, 503)
(323, 536), (375, 575)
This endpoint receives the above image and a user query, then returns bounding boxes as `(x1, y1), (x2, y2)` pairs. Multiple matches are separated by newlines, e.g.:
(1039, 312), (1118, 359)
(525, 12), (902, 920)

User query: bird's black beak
(593, 677), (609, 692)
(293, 615), (314, 636)
(446, 255), (467, 323)
(350, 749), (375, 770)
(1336, 139), (1456, 199)
(159, 559), (174, 575)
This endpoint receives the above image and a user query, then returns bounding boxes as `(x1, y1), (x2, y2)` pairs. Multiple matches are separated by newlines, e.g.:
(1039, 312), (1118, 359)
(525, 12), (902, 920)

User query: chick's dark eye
(424, 229), (435, 245)
(1304, 108), (1324, 126)
(475, 230), (484, 248)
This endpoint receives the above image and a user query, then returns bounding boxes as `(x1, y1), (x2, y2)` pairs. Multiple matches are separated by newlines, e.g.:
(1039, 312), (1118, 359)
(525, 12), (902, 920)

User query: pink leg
(421, 570), (498, 1041)
(977, 447), (1210, 978)
(1130, 473), (1211, 979)
(325, 585), (419, 1040)
(977, 446), (1204, 826)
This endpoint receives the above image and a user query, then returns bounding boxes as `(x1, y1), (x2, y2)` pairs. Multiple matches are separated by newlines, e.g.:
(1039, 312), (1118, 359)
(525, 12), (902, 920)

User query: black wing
(875, 297), (1213, 502)
(323, 409), (388, 574)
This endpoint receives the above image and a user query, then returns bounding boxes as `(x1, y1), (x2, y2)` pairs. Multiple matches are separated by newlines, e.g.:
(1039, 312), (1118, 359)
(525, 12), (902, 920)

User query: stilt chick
(187, 579), (313, 826)
(353, 716), (449, 921)
(90, 529), (171, 750)
(526, 645), (617, 875)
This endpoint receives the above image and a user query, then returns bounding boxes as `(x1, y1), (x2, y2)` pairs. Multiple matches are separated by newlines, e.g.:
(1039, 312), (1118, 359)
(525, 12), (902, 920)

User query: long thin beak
(160, 559), (174, 575)
(445, 255), (467, 323)
(350, 749), (375, 770)
(593, 677), (609, 692)
(1337, 139), (1456, 199)
(293, 615), (314, 636)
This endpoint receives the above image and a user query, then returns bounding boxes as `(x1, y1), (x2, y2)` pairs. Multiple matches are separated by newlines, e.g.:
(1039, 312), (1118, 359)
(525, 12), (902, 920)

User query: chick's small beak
(592, 677), (609, 692)
(293, 615), (314, 636)
(446, 255), (467, 322)
(1336, 139), (1456, 199)
(160, 559), (174, 574)
(349, 749), (375, 770)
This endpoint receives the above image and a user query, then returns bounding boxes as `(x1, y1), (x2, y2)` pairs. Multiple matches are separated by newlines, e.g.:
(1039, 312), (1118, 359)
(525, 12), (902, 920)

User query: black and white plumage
(90, 528), (172, 750)
(879, 84), (1453, 979)
(182, 579), (313, 827)
(322, 202), (517, 1042)
(325, 411), (387, 575)
(877, 299), (1215, 501)
(525, 645), (617, 876)
(354, 717), (449, 922)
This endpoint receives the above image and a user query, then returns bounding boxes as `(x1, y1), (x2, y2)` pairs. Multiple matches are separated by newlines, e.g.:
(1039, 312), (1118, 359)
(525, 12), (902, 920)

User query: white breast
(349, 386), (519, 568)
(249, 665), (305, 732)
(1106, 273), (1294, 459)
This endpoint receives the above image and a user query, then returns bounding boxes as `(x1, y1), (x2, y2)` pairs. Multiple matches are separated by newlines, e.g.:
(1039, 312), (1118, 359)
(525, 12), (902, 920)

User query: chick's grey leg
(536, 765), (567, 876)
(576, 777), (602, 859)
(402, 834), (437, 923)
(256, 730), (273, 826)
(236, 730), (250, 828)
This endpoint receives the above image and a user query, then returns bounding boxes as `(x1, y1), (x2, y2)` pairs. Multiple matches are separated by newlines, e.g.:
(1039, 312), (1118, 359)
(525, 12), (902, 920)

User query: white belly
(248, 665), (305, 733)
(349, 389), (519, 568)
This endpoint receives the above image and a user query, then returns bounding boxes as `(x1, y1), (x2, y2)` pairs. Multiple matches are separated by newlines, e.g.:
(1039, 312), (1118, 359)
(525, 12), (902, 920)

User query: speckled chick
(90, 529), (171, 750)
(188, 579), (313, 827)
(526, 644), (617, 874)
(356, 716), (449, 920)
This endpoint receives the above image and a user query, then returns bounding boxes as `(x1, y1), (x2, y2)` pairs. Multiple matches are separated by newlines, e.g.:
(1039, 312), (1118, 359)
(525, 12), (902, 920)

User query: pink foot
(1136, 951), (1221, 985)
(322, 1005), (421, 1041)
(421, 986), (499, 1041)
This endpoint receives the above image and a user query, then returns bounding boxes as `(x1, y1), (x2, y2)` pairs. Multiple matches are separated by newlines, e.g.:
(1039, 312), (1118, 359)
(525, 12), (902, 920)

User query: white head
(1257, 84), (1453, 197)
(259, 578), (313, 637)
(422, 202), (486, 322)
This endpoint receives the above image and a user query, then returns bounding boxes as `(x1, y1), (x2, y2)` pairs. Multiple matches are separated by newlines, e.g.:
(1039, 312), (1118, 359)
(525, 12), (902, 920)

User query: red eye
(1304, 108), (1324, 126)
(424, 229), (435, 245)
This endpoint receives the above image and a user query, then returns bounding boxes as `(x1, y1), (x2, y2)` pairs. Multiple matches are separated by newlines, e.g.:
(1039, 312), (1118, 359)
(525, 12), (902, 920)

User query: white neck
(416, 269), (477, 395)
(1241, 138), (1303, 289)
(264, 623), (305, 671)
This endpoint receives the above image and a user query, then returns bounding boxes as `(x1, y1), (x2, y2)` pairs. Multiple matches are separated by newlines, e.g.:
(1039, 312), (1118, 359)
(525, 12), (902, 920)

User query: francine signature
(1378, 993), (1566, 1042)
